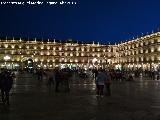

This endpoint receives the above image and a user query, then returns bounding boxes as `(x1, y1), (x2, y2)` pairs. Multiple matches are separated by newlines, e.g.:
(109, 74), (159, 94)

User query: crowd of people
(0, 66), (160, 105)
(36, 68), (72, 92)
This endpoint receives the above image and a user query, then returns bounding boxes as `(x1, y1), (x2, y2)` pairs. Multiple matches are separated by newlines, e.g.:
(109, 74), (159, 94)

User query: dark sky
(0, 0), (160, 44)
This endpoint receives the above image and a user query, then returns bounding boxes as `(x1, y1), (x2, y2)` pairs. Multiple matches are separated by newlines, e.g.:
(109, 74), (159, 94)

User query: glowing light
(5, 44), (8, 48)
(59, 47), (62, 50)
(4, 55), (11, 60)
(75, 59), (78, 62)
(35, 58), (38, 62)
(11, 45), (15, 48)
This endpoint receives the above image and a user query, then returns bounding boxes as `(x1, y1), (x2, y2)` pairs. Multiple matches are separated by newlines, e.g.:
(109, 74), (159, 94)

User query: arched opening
(21, 57), (34, 70)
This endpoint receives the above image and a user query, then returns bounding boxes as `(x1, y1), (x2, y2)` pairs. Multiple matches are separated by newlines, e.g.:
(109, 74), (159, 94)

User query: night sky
(0, 0), (160, 44)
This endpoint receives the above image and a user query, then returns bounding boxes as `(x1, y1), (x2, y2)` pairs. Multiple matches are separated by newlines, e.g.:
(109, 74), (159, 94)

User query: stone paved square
(1, 73), (160, 120)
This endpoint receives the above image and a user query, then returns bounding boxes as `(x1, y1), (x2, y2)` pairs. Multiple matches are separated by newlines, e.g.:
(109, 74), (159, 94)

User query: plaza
(1, 72), (160, 120)
(0, 31), (159, 120)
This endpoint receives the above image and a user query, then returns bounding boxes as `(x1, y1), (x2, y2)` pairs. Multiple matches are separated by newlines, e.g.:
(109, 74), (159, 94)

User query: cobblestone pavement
(1, 73), (160, 120)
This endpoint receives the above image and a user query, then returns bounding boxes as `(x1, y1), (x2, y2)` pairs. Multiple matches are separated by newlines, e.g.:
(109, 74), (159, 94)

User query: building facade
(0, 32), (159, 71)
(0, 39), (114, 70)
(113, 32), (160, 71)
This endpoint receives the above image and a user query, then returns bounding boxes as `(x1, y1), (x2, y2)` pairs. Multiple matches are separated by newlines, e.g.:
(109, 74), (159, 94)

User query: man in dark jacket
(0, 70), (13, 105)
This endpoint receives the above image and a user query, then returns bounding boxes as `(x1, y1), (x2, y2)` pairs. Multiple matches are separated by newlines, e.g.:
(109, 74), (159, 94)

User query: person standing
(104, 70), (112, 96)
(96, 69), (107, 97)
(46, 69), (55, 89)
(55, 69), (61, 92)
(0, 70), (13, 105)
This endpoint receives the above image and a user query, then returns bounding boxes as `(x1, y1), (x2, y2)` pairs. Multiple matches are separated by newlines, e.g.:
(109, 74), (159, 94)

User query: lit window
(128, 45), (131, 49)
(81, 53), (84, 56)
(40, 52), (44, 55)
(129, 51), (131, 55)
(65, 47), (67, 51)
(26, 51), (30, 54)
(141, 57), (143, 61)
(17, 58), (20, 61)
(75, 59), (78, 62)
(5, 44), (8, 48)
(70, 59), (73, 62)
(59, 53), (62, 56)
(76, 53), (79, 56)
(65, 53), (68, 56)
(151, 40), (154, 43)
(151, 48), (154, 52)
(41, 59), (44, 62)
(76, 47), (79, 51)
(59, 47), (62, 51)
(70, 53), (73, 56)
(11, 45), (15, 48)
(47, 52), (50, 55)
(145, 41), (148, 45)
(41, 46), (44, 49)
(47, 47), (50, 50)
(11, 51), (14, 54)
(70, 47), (73, 51)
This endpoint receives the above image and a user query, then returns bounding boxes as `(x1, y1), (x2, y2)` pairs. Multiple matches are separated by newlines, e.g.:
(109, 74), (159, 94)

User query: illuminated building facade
(0, 32), (159, 71)
(0, 38), (114, 70)
(113, 32), (160, 71)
